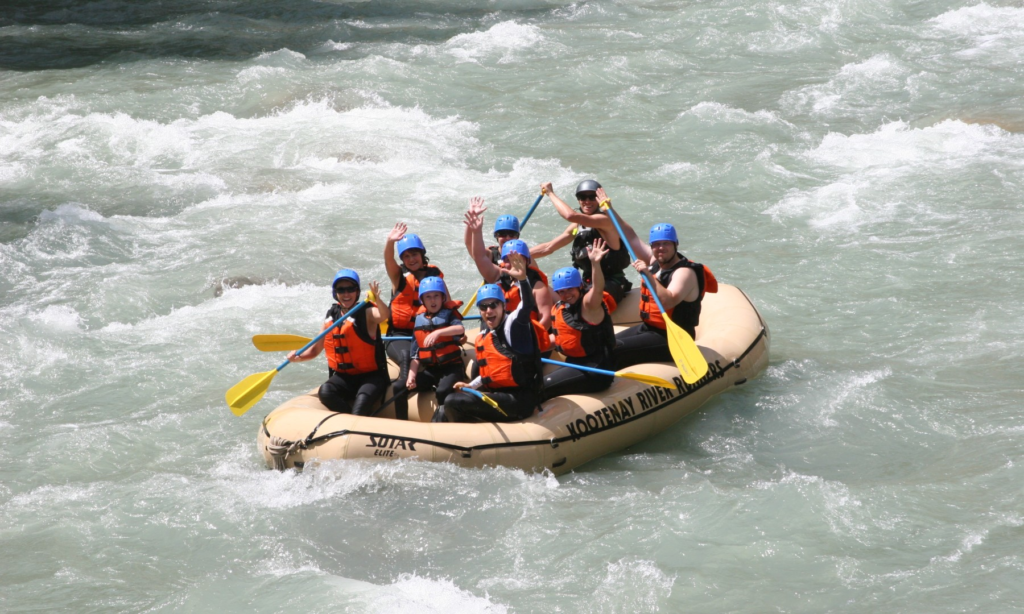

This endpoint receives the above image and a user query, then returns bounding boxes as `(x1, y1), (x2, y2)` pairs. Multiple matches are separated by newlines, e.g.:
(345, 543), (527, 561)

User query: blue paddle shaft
(519, 193), (545, 229)
(540, 357), (618, 378)
(603, 205), (670, 315)
(276, 300), (371, 372)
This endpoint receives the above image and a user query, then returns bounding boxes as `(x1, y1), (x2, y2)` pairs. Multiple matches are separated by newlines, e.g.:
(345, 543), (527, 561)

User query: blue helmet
(331, 269), (360, 296)
(551, 267), (583, 292)
(476, 284), (506, 305)
(649, 223), (678, 245)
(397, 234), (426, 257)
(500, 239), (531, 261)
(417, 276), (448, 299)
(493, 215), (521, 237)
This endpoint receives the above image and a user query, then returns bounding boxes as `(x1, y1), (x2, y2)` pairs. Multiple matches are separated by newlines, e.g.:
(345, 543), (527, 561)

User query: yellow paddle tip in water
(226, 369), (278, 416)
(665, 320), (708, 384)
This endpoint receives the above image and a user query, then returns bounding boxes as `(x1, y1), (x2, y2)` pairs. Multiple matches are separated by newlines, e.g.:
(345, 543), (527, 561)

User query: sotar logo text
(564, 361), (725, 441)
(366, 435), (417, 457)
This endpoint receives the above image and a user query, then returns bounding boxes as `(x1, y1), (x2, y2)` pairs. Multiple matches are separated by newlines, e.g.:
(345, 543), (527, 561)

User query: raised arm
(529, 223), (575, 259)
(365, 280), (390, 330)
(581, 238), (609, 323)
(464, 199), (502, 282)
(384, 223), (407, 289)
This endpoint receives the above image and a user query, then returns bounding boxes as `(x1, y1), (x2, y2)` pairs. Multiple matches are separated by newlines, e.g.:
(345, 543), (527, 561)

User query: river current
(2, 1), (1023, 612)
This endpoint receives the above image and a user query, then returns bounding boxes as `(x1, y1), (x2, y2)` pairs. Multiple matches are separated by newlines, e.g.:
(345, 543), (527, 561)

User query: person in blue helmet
(390, 276), (466, 421)
(463, 195), (520, 265)
(464, 200), (554, 333)
(383, 222), (446, 408)
(613, 221), (717, 369)
(286, 269), (391, 415)
(542, 238), (617, 400)
(530, 180), (632, 306)
(438, 252), (543, 423)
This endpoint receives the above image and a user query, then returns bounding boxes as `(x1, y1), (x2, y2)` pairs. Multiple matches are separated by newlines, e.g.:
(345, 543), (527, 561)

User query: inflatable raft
(258, 283), (769, 475)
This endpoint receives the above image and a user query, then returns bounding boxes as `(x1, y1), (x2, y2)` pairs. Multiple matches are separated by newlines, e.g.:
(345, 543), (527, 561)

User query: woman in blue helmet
(286, 269), (391, 415)
(530, 180), (633, 305)
(542, 238), (617, 399)
(383, 222), (446, 408)
(613, 222), (717, 370)
(438, 252), (543, 423)
(390, 276), (466, 420)
(463, 195), (521, 265)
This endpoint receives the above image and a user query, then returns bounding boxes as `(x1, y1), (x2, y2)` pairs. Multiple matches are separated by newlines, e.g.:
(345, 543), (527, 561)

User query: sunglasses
(334, 285), (360, 294)
(577, 193), (598, 202)
(494, 231), (519, 239)
(478, 301), (502, 311)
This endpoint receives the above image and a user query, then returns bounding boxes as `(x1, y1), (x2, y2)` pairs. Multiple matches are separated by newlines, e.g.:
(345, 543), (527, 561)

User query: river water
(2, 1), (1023, 611)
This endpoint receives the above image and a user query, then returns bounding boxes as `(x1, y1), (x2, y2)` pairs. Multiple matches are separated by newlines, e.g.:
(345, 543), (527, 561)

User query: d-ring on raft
(258, 284), (769, 475)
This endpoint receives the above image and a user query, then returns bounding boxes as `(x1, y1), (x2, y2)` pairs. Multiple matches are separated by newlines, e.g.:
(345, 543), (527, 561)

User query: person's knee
(318, 382), (351, 413)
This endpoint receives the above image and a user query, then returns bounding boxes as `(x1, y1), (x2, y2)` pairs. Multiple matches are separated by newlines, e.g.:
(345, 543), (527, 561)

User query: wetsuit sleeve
(504, 278), (536, 355)
(409, 337), (420, 357)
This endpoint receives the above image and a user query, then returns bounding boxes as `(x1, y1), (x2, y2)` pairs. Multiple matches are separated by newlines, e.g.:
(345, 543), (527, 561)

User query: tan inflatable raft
(258, 283), (769, 475)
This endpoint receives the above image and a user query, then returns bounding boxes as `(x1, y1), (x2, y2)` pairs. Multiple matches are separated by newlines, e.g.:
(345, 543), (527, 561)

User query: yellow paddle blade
(616, 371), (677, 389)
(461, 281), (484, 316)
(252, 334), (312, 352)
(226, 369), (278, 416)
(665, 319), (708, 384)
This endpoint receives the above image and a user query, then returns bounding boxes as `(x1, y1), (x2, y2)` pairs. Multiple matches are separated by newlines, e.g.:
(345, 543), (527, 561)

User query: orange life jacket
(475, 326), (542, 390)
(389, 265), (443, 331)
(323, 305), (385, 376)
(552, 300), (616, 359)
(499, 265), (548, 313)
(639, 257), (717, 333)
(413, 301), (464, 368)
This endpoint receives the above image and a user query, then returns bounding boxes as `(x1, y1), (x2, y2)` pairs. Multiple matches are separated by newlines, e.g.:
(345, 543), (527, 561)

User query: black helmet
(575, 179), (601, 197)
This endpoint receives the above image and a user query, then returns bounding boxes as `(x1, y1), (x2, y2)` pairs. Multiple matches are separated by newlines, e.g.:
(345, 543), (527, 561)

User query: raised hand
(387, 222), (407, 243)
(540, 181), (554, 196)
(463, 209), (483, 232)
(588, 237), (609, 264)
(368, 280), (381, 302)
(507, 251), (528, 280)
(468, 196), (487, 216)
(595, 187), (610, 206)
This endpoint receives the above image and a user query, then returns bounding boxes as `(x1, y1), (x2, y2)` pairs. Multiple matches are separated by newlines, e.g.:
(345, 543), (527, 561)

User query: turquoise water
(2, 1), (1023, 611)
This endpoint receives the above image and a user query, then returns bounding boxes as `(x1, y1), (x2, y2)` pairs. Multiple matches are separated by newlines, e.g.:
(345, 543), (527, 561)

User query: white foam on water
(26, 304), (84, 332)
(443, 21), (544, 64)
(680, 101), (793, 128)
(780, 54), (908, 116)
(356, 573), (508, 614)
(931, 3), (1024, 38)
(591, 558), (675, 612)
(765, 120), (1020, 232)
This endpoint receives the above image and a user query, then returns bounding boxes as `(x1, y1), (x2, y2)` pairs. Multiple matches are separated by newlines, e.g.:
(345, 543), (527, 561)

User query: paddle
(461, 387), (507, 417)
(461, 189), (547, 316)
(226, 299), (371, 416)
(600, 203), (708, 384)
(253, 334), (412, 351)
(540, 358), (677, 389)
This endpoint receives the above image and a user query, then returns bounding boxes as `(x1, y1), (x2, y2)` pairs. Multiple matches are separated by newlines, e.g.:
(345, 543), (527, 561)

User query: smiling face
(401, 249), (424, 272)
(556, 287), (581, 305)
(650, 240), (678, 265)
(576, 191), (599, 214)
(478, 299), (505, 329)
(421, 290), (445, 314)
(333, 282), (360, 308)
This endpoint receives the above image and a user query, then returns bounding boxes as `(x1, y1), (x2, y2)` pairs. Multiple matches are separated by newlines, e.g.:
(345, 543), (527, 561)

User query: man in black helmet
(531, 180), (632, 305)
